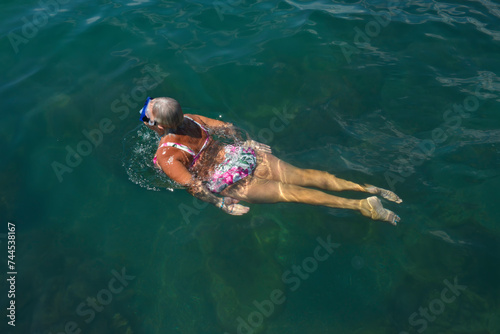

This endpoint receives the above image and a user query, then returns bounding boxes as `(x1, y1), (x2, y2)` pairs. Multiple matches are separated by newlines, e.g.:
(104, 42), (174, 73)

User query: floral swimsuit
(206, 145), (256, 193)
(153, 116), (256, 193)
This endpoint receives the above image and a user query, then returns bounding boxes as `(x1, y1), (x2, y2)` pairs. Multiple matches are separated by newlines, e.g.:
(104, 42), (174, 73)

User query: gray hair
(152, 97), (183, 129)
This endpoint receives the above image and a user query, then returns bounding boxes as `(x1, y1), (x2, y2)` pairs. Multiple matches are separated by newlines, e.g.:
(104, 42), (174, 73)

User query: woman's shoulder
(184, 113), (207, 123)
(185, 114), (231, 129)
(155, 139), (193, 165)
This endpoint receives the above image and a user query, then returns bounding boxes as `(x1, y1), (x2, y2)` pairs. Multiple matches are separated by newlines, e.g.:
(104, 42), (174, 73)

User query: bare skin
(220, 151), (401, 225)
(144, 102), (402, 225)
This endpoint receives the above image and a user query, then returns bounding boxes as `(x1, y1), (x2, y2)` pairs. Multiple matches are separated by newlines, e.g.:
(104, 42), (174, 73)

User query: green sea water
(1, 0), (500, 333)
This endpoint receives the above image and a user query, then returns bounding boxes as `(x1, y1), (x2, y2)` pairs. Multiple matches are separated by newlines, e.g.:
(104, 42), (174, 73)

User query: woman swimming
(140, 97), (402, 225)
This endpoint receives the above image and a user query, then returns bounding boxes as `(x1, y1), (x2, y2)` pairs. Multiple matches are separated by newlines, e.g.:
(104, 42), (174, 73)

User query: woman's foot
(364, 184), (403, 204)
(360, 196), (400, 225)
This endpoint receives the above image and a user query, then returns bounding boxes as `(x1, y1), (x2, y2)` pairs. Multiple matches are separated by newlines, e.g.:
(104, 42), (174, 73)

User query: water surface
(1, 0), (500, 333)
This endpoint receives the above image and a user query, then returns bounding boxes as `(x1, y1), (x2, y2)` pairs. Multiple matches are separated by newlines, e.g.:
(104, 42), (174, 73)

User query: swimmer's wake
(122, 125), (182, 191)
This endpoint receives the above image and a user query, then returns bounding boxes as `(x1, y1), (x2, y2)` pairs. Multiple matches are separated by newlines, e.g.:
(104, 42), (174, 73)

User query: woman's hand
(223, 203), (250, 215)
(244, 140), (272, 154)
(221, 197), (249, 215)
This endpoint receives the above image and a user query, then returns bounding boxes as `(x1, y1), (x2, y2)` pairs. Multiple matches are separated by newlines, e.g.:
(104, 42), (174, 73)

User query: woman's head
(150, 97), (183, 129)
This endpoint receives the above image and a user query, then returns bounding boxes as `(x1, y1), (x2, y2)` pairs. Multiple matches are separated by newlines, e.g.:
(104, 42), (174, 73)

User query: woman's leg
(253, 152), (363, 191)
(221, 176), (400, 224)
(253, 152), (402, 203)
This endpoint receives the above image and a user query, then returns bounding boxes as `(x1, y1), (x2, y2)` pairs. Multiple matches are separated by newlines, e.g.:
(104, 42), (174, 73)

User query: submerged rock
(199, 216), (286, 333)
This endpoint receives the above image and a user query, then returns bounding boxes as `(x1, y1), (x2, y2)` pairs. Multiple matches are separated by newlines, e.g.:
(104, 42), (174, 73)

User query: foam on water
(122, 125), (181, 191)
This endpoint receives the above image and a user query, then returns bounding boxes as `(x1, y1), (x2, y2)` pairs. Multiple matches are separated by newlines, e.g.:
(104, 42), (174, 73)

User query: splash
(121, 121), (248, 192)
(122, 125), (183, 191)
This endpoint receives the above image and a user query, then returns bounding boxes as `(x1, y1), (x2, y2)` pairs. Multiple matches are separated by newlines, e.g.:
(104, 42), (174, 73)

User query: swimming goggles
(139, 97), (157, 126)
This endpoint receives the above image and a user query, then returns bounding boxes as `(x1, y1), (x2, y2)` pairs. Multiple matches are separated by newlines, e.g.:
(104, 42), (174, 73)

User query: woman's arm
(156, 148), (249, 215)
(187, 179), (249, 215)
(190, 114), (272, 153)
